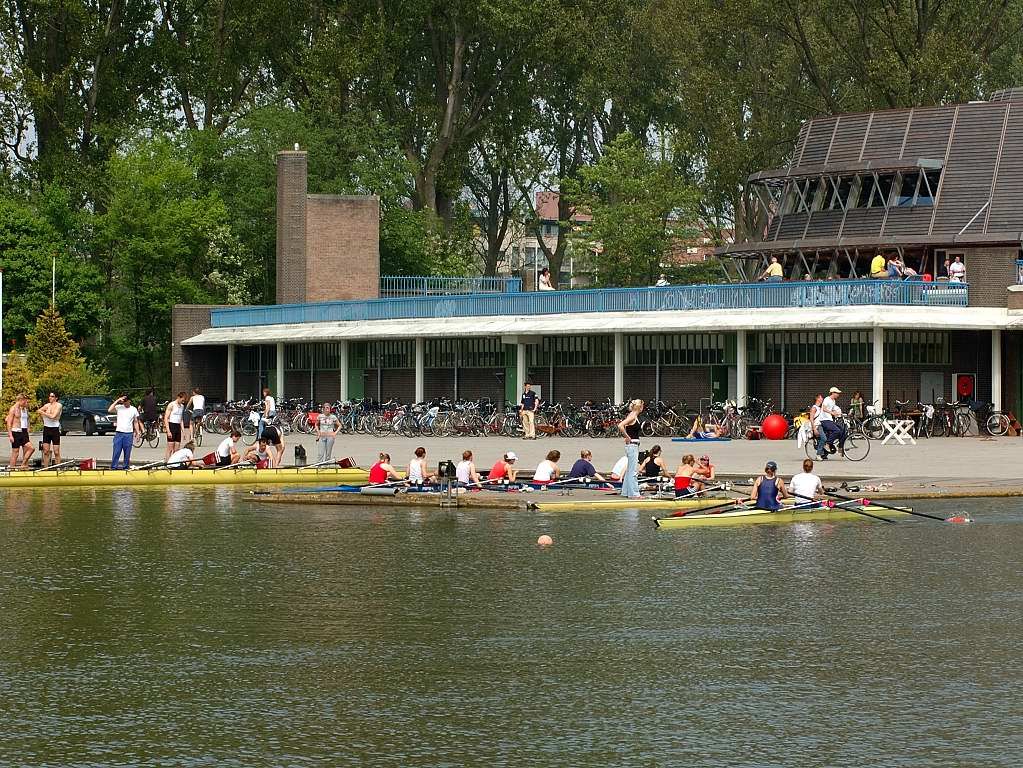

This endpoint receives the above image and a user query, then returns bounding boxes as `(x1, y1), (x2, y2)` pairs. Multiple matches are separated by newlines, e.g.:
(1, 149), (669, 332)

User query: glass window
(829, 177), (852, 210)
(853, 175), (876, 208)
(917, 170), (941, 206)
(896, 172), (919, 207)
(870, 174), (895, 208)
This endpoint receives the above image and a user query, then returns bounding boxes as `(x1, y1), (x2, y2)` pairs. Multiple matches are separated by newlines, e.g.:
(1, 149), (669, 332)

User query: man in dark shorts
(6, 393), (33, 469)
(37, 392), (64, 467)
(260, 424), (285, 467)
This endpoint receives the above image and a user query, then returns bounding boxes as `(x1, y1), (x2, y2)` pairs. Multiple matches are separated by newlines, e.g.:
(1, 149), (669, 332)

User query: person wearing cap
(568, 449), (606, 482)
(692, 454), (715, 492)
(819, 386), (847, 458)
(750, 461), (789, 511)
(488, 452), (519, 483)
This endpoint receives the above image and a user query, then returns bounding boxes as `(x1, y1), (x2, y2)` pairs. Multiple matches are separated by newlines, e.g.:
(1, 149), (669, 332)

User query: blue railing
(379, 275), (522, 297)
(211, 279), (969, 327)
(1016, 260), (1023, 285)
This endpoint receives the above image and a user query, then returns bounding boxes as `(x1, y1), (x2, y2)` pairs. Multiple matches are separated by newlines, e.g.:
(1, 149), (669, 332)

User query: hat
(699, 455), (710, 462)
(829, 387), (842, 394)
(505, 452), (518, 462)
(765, 461), (777, 470)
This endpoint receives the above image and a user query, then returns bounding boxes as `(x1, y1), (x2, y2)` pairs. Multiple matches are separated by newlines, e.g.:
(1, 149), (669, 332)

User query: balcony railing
(379, 275), (522, 297)
(211, 279), (969, 328)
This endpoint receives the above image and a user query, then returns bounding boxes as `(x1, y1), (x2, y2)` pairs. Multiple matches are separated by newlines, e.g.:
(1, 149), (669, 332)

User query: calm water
(1, 488), (1021, 767)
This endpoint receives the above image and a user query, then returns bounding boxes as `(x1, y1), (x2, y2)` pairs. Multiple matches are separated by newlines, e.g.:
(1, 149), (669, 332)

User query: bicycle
(804, 416), (870, 461)
(133, 419), (161, 449)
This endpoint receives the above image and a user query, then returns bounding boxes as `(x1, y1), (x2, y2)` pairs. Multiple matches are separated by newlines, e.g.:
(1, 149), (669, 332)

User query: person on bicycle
(186, 387), (205, 441)
(819, 387), (847, 458)
(809, 393), (827, 459)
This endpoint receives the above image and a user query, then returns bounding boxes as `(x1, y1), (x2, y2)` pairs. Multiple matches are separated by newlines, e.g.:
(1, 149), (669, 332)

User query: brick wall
(368, 369), (414, 403)
(276, 151), (308, 305)
(305, 196), (380, 301)
(170, 305), (229, 400)
(424, 368), (454, 401)
(962, 246), (1017, 307)
(457, 368), (505, 402)
(751, 365), (872, 413)
(551, 367), (614, 403)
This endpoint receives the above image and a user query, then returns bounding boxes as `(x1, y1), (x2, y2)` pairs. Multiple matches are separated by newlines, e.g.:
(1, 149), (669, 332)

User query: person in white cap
(488, 451), (519, 482)
(819, 386), (847, 458)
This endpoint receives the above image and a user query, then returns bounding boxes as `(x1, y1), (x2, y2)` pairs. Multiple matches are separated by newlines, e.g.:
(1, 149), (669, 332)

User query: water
(1, 489), (1021, 767)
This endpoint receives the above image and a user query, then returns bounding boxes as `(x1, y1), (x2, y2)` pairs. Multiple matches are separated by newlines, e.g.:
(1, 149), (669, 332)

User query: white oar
(790, 491), (894, 524)
(131, 459), (171, 472)
(33, 458), (79, 474)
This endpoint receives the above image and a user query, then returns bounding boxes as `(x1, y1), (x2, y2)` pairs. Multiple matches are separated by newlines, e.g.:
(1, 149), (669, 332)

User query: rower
(789, 458), (824, 503)
(639, 444), (667, 480)
(408, 447), (436, 485)
(609, 454), (628, 481)
(455, 450), (480, 485)
(533, 450), (561, 484)
(260, 424), (285, 467)
(692, 454), (715, 492)
(243, 438), (272, 468)
(215, 431), (242, 466)
(369, 452), (402, 484)
(568, 450), (605, 482)
(750, 460), (789, 511)
(673, 454), (697, 497)
(167, 440), (200, 469)
(488, 451), (518, 483)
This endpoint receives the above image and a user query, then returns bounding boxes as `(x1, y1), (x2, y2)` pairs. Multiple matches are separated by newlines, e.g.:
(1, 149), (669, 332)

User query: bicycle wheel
(241, 421), (258, 445)
(193, 423), (203, 447)
(843, 431), (870, 461)
(804, 436), (820, 461)
(986, 413), (1010, 437)
(146, 430), (160, 449)
(862, 416), (885, 440)
(133, 431), (144, 448)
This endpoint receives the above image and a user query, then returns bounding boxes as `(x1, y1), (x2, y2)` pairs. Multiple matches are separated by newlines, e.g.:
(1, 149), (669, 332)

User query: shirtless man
(6, 394), (34, 468)
(37, 392), (64, 467)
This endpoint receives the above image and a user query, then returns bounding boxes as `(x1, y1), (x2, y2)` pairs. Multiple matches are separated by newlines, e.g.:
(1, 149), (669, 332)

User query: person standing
(108, 395), (141, 470)
(948, 255), (966, 282)
(315, 403), (341, 463)
(750, 461), (789, 510)
(618, 399), (644, 499)
(260, 424), (285, 468)
(164, 392), (186, 460)
(6, 394), (33, 469)
(537, 267), (554, 290)
(819, 386), (847, 458)
(37, 392), (63, 467)
(259, 387), (276, 438)
(520, 382), (538, 440)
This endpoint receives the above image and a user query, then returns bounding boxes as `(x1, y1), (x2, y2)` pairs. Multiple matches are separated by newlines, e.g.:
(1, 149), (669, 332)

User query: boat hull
(0, 467), (369, 489)
(654, 505), (911, 528)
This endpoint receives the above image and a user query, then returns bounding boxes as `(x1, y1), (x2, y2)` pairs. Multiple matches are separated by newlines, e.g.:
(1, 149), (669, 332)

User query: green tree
(0, 352), (39, 427)
(564, 134), (699, 287)
(25, 306), (107, 397)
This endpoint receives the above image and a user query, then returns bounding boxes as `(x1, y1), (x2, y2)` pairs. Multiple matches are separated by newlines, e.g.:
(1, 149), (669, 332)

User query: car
(60, 395), (115, 436)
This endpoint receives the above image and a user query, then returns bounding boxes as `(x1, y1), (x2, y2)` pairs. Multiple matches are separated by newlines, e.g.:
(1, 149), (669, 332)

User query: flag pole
(52, 255), (56, 307)
(1, 268), (4, 393)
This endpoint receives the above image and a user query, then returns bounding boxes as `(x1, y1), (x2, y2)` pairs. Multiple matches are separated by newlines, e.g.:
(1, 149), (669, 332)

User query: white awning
(180, 306), (1019, 346)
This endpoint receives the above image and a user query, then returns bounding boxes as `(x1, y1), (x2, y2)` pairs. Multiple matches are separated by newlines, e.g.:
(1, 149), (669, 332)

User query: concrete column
(276, 341), (285, 400)
(614, 332), (625, 404)
(735, 330), (748, 406)
(516, 343), (527, 393)
(415, 337), (425, 403)
(226, 343), (236, 401)
(991, 329), (1002, 410)
(872, 327), (884, 410)
(338, 341), (349, 401)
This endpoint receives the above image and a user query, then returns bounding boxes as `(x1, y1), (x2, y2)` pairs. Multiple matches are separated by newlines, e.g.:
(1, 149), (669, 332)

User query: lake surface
(1, 488), (1021, 767)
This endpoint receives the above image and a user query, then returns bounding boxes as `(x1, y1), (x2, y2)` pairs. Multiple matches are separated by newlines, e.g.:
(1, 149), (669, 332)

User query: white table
(882, 419), (917, 445)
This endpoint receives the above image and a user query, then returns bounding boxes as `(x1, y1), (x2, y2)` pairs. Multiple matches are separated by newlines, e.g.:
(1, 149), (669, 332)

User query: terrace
(211, 279), (969, 328)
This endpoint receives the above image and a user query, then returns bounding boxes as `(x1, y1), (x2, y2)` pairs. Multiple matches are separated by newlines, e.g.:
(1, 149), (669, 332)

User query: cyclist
(186, 387), (205, 442)
(820, 387), (847, 458)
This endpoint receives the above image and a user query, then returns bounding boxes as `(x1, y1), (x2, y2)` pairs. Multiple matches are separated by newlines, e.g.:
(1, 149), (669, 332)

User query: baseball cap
(699, 455), (710, 462)
(505, 452), (518, 462)
(765, 460), (777, 470)
(829, 386), (842, 394)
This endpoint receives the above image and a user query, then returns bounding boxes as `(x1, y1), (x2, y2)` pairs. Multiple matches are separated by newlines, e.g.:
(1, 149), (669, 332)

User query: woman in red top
(488, 452), (518, 482)
(368, 452), (401, 484)
(674, 454), (697, 497)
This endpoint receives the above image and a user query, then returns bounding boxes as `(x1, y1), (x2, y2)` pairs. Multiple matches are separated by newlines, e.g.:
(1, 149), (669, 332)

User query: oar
(33, 460), (78, 472)
(131, 459), (171, 472)
(791, 491), (894, 524)
(213, 460), (253, 471)
(825, 491), (953, 523)
(299, 458), (343, 470)
(664, 496), (746, 518)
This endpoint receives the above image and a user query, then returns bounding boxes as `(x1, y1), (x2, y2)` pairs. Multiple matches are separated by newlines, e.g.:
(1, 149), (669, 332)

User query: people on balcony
(758, 256), (784, 282)
(537, 267), (555, 291)
(870, 252), (888, 278)
(949, 255), (966, 282)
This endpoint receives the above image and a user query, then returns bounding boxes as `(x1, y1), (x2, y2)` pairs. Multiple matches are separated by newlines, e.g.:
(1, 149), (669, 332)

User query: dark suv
(60, 396), (115, 436)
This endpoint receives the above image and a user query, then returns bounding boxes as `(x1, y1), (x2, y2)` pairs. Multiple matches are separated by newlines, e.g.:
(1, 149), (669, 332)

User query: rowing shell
(654, 504), (912, 528)
(527, 495), (910, 513)
(0, 466), (369, 489)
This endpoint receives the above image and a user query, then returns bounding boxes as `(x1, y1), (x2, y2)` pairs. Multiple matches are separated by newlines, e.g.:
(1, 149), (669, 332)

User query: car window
(82, 397), (112, 411)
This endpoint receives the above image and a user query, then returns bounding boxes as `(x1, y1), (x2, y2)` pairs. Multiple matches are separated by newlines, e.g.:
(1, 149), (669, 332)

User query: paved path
(29, 430), (1023, 492)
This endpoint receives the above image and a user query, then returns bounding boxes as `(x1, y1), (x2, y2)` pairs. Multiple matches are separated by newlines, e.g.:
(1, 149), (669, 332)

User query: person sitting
(639, 444), (668, 479)
(610, 455), (629, 481)
(870, 252), (888, 278)
(568, 449), (606, 482)
(693, 454), (715, 492)
(673, 453), (698, 497)
(758, 256), (784, 282)
(789, 458), (824, 504)
(687, 417), (723, 439)
(369, 452), (402, 484)
(167, 441), (200, 469)
(655, 273), (670, 287)
(537, 267), (555, 291)
(750, 461), (789, 511)
(488, 452), (518, 483)
(244, 438), (272, 468)
(408, 446), (436, 485)
(533, 450), (561, 483)
(215, 431), (242, 466)
(455, 450), (480, 485)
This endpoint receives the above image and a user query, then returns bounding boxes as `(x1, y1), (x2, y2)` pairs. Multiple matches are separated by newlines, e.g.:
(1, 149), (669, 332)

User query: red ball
(761, 413), (788, 440)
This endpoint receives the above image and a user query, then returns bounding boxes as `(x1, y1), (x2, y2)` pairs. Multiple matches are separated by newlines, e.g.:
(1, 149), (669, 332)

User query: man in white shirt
(819, 386), (847, 458)
(167, 441), (199, 468)
(790, 459), (824, 503)
(216, 431), (242, 466)
(108, 395), (141, 469)
(948, 255), (966, 282)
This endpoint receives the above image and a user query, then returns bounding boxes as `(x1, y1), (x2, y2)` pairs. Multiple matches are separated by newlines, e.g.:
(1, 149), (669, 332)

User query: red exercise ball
(761, 413), (788, 440)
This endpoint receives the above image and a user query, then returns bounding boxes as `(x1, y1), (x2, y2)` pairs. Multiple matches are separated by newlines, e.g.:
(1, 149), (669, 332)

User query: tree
(0, 352), (39, 428)
(25, 306), (107, 397)
(564, 134), (699, 287)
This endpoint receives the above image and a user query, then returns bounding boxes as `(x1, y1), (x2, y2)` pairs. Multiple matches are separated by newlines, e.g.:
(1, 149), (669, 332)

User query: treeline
(1, 0), (1021, 390)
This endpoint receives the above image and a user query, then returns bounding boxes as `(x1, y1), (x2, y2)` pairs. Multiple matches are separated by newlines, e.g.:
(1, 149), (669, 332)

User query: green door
(711, 365), (728, 403)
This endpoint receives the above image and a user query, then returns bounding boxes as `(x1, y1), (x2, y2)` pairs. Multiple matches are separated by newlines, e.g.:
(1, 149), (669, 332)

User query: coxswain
(750, 461), (789, 511)
(488, 451), (518, 483)
(789, 458), (824, 504)
(369, 452), (402, 484)
(533, 450), (561, 483)
(568, 449), (605, 482)
(673, 454), (697, 497)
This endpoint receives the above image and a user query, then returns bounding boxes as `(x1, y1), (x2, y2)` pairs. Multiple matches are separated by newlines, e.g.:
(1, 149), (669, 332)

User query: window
(528, 336), (615, 367)
(853, 175), (876, 208)
(870, 174), (895, 208)
(916, 169), (941, 206)
(748, 332), (872, 365)
(828, 177), (852, 211)
(885, 331), (950, 365)
(626, 334), (734, 366)
(896, 172), (919, 207)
